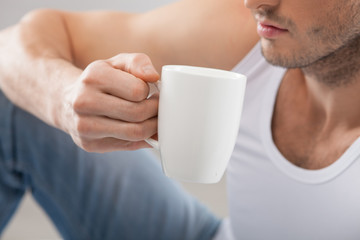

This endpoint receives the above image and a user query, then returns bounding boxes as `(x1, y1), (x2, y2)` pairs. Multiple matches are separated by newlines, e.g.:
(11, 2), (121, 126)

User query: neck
(302, 36), (360, 88)
(300, 36), (360, 130)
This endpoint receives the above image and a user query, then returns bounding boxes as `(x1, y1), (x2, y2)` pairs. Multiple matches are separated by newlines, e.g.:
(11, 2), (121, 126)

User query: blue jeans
(0, 90), (220, 240)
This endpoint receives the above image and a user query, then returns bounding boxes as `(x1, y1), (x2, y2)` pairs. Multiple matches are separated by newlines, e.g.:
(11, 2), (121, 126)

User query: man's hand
(0, 3), (256, 153)
(60, 53), (160, 152)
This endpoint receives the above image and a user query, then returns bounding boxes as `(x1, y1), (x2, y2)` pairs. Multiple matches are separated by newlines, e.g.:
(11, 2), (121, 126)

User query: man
(0, 0), (359, 239)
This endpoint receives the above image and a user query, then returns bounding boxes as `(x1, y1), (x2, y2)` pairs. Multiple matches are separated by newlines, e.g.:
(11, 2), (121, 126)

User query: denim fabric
(0, 90), (220, 240)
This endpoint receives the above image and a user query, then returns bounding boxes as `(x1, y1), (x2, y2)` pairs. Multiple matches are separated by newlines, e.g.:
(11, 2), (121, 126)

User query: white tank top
(213, 42), (360, 240)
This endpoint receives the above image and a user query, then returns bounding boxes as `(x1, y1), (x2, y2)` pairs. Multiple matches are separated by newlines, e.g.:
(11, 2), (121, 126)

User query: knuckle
(125, 142), (143, 151)
(130, 81), (149, 101)
(75, 116), (92, 136)
(129, 124), (147, 141)
(72, 135), (94, 152)
(72, 94), (91, 113)
(130, 53), (151, 65)
(127, 103), (146, 122)
(80, 140), (98, 153)
(87, 60), (105, 70)
(82, 60), (106, 85)
(79, 139), (93, 152)
(125, 53), (152, 74)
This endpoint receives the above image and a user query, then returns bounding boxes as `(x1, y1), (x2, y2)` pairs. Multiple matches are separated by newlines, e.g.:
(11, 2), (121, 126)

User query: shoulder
(135, 0), (259, 70)
(59, 0), (259, 71)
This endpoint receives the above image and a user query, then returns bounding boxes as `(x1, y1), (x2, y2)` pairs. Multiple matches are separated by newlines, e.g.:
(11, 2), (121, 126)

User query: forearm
(0, 9), (82, 128)
(0, 8), (161, 152)
(0, 0), (258, 153)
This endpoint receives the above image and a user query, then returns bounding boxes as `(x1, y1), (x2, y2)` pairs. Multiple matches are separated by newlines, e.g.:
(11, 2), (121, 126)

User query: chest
(271, 75), (357, 170)
(228, 149), (360, 240)
(272, 112), (349, 169)
(229, 73), (360, 239)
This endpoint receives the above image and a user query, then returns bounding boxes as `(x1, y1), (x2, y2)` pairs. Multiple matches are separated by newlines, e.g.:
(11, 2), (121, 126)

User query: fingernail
(142, 65), (156, 75)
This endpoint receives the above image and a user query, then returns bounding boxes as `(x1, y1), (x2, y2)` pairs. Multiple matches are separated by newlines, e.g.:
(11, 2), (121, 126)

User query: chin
(260, 40), (312, 68)
(260, 46), (290, 67)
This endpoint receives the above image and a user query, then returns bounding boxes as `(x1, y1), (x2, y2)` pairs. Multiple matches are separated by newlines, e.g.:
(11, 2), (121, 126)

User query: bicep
(63, 11), (141, 69)
(135, 0), (259, 71)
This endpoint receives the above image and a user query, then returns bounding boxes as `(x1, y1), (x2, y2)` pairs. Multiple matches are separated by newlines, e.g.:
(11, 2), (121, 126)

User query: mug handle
(145, 137), (160, 150)
(145, 81), (161, 150)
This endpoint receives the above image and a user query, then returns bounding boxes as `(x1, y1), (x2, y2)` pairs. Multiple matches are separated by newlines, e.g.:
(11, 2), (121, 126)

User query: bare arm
(0, 10), (78, 126)
(62, 0), (258, 70)
(0, 0), (258, 152)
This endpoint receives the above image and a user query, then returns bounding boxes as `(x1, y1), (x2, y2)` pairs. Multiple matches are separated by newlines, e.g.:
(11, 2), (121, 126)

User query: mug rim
(162, 65), (246, 80)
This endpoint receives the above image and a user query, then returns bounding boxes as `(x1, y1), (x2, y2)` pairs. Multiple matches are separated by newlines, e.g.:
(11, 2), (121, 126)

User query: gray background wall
(0, 0), (228, 239)
(0, 0), (174, 29)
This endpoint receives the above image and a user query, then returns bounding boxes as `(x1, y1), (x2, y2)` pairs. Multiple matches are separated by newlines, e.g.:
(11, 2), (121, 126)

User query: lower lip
(257, 22), (288, 39)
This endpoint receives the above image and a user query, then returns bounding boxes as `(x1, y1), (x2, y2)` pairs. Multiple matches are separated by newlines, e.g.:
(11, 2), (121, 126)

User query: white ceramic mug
(146, 65), (247, 183)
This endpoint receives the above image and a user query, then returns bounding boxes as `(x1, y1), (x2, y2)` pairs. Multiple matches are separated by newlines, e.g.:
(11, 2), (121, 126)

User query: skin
(0, 0), (359, 171)
(0, 0), (258, 152)
(245, 0), (360, 169)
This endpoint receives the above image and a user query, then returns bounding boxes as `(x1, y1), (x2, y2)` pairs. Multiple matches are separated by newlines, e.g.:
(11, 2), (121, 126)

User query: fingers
(73, 90), (159, 122)
(72, 137), (152, 153)
(73, 114), (158, 141)
(107, 53), (160, 82)
(64, 53), (160, 153)
(81, 60), (152, 102)
(81, 53), (159, 102)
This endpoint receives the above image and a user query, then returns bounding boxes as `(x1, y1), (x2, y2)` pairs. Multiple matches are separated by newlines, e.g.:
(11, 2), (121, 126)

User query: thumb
(107, 53), (160, 82)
